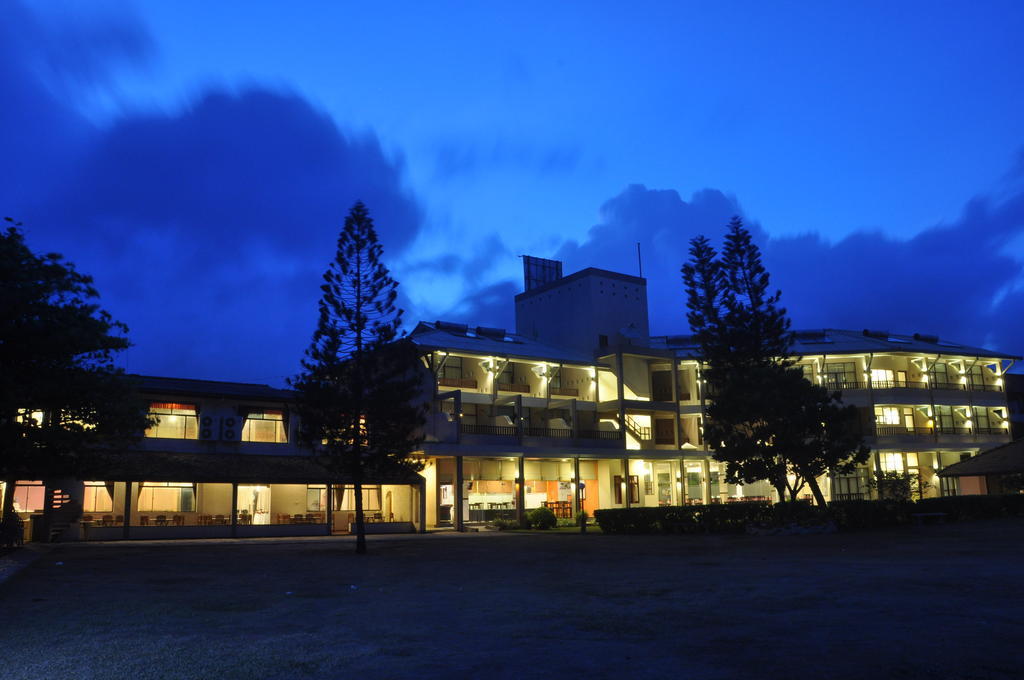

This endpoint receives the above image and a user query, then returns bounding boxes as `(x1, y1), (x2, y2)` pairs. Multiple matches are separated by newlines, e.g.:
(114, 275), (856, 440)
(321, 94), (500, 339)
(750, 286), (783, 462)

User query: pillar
(623, 457), (631, 508)
(122, 481), (132, 540)
(454, 455), (464, 531)
(230, 482), (238, 538)
(326, 483), (334, 534)
(573, 457), (582, 516)
(516, 455), (526, 525)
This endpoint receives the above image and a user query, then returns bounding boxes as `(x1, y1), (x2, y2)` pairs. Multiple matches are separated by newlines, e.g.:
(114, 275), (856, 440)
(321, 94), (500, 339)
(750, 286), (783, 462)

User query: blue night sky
(4, 0), (1024, 385)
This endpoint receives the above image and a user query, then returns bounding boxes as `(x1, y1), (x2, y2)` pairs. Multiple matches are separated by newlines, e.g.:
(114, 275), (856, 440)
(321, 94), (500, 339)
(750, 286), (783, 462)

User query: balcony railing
(549, 387), (579, 397)
(496, 382), (530, 393)
(524, 427), (572, 439)
(969, 383), (1004, 393)
(929, 381), (966, 391)
(460, 423), (518, 437)
(438, 377), (478, 389)
(870, 380), (928, 390)
(973, 426), (1007, 435)
(872, 425), (935, 437)
(578, 429), (624, 440)
(824, 380), (867, 390)
(833, 492), (867, 501)
(935, 426), (974, 435)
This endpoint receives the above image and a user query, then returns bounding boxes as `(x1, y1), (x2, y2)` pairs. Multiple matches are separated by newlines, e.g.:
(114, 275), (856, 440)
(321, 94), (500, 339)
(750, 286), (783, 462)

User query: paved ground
(2, 520), (1022, 680)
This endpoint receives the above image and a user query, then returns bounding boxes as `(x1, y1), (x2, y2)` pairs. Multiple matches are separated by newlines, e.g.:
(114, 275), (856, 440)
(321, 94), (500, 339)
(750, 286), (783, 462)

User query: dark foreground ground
(2, 520), (1022, 680)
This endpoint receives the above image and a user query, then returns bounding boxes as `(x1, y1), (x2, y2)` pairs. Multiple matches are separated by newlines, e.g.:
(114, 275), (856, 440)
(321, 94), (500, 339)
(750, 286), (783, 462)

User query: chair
(304, 513), (316, 523)
(173, 515), (184, 526)
(156, 515), (167, 526)
(101, 515), (114, 526)
(81, 515), (93, 524)
(115, 515), (124, 524)
(292, 513), (305, 524)
(214, 514), (226, 525)
(139, 515), (150, 526)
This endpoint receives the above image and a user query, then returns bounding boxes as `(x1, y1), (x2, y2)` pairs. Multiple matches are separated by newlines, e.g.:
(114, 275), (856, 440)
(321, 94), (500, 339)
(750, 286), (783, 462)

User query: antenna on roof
(636, 242), (643, 278)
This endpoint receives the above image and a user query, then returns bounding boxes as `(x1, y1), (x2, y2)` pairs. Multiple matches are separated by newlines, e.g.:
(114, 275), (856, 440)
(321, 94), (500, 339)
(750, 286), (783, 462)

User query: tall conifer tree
(291, 202), (424, 554)
(683, 217), (866, 505)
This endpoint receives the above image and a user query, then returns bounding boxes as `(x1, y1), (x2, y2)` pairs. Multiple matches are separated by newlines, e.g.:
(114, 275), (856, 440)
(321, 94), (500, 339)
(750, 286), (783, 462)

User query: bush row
(593, 494), (1024, 535)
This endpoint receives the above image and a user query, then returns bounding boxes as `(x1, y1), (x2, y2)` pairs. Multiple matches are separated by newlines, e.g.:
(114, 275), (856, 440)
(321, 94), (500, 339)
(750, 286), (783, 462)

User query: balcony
(524, 426), (572, 439)
(496, 382), (530, 394)
(872, 425), (935, 437)
(460, 423), (517, 437)
(824, 380), (868, 391)
(549, 387), (579, 397)
(870, 380), (927, 390)
(439, 377), (478, 389)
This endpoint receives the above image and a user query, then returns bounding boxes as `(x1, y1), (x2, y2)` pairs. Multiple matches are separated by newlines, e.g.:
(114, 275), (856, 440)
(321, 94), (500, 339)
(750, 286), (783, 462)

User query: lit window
(241, 409), (287, 443)
(83, 481), (113, 513)
(137, 482), (195, 512)
(146, 403), (198, 439)
(874, 407), (900, 425)
(879, 453), (905, 472)
(307, 484), (327, 512)
(9, 481), (45, 513)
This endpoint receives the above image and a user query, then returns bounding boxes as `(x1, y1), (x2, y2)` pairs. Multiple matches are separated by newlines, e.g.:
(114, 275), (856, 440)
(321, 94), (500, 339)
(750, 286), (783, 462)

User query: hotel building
(3, 259), (1018, 540)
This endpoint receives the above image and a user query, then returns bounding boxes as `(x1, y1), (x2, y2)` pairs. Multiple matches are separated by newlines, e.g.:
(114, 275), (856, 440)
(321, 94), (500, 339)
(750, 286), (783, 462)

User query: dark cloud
(459, 180), (1024, 361)
(2, 3), (424, 386)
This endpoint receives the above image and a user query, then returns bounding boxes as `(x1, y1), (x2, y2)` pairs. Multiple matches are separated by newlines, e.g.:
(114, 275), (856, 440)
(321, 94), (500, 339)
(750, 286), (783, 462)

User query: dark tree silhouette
(683, 217), (866, 505)
(290, 202), (424, 554)
(0, 219), (150, 534)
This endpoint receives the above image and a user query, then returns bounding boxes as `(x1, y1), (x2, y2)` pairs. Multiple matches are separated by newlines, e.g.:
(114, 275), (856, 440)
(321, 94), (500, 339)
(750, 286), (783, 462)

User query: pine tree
(290, 202), (424, 554)
(1, 220), (151, 535)
(683, 217), (866, 506)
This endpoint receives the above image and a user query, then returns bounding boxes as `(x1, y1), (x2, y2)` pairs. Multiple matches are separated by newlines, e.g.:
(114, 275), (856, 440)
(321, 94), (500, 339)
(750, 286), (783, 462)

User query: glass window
(928, 362), (950, 387)
(145, 403), (198, 439)
(307, 484), (327, 512)
(438, 355), (463, 380)
(972, 406), (990, 431)
(871, 368), (895, 387)
(241, 409), (287, 443)
(11, 481), (45, 513)
(874, 406), (900, 425)
(879, 453), (905, 472)
(83, 481), (113, 513)
(824, 362), (857, 389)
(138, 482), (195, 512)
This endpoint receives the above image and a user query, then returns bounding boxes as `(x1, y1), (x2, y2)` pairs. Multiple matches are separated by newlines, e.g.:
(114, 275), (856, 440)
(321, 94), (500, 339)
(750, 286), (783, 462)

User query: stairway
(623, 414), (651, 443)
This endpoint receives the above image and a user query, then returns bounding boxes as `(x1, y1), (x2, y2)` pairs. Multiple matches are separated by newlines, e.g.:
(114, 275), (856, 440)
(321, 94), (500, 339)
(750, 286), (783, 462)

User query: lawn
(2, 519), (1022, 679)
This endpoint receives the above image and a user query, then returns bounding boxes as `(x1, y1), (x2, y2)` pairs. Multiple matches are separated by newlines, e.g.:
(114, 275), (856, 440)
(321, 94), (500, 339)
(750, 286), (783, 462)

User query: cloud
(2, 2), (425, 386)
(456, 179), (1024, 361)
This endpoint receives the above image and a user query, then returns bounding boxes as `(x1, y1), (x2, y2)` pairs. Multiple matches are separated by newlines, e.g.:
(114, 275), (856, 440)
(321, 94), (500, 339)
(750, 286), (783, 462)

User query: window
(307, 484), (327, 512)
(972, 406), (990, 431)
(875, 407), (901, 426)
(83, 481), (113, 513)
(10, 481), (45, 513)
(628, 475), (640, 504)
(438, 355), (463, 380)
(935, 405), (954, 431)
(497, 363), (515, 385)
(879, 453), (905, 472)
(137, 482), (195, 512)
(928, 362), (951, 388)
(824, 362), (857, 389)
(241, 409), (287, 443)
(334, 485), (381, 511)
(613, 474), (623, 504)
(146, 403), (198, 439)
(870, 369), (905, 388)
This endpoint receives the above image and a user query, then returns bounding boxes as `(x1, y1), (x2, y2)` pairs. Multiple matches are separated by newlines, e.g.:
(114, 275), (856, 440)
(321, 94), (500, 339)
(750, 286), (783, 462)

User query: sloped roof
(131, 375), (294, 402)
(650, 329), (1021, 361)
(937, 438), (1024, 477)
(81, 450), (423, 485)
(409, 321), (599, 366)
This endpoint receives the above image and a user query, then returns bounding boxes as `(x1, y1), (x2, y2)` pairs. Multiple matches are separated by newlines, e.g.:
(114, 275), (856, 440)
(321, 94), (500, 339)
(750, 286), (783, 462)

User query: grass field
(2, 519), (1022, 679)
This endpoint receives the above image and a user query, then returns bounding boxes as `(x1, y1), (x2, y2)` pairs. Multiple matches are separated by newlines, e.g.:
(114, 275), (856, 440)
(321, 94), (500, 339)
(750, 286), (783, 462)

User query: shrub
(489, 518), (522, 531)
(527, 506), (557, 530)
(576, 511), (589, 526)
